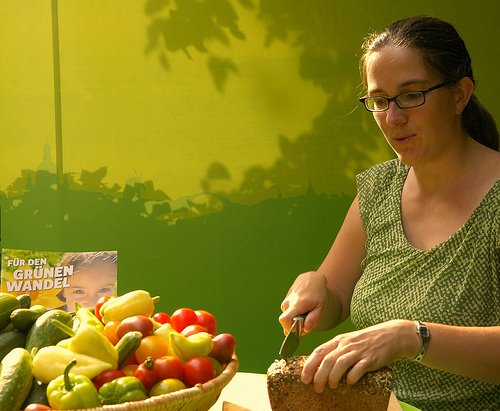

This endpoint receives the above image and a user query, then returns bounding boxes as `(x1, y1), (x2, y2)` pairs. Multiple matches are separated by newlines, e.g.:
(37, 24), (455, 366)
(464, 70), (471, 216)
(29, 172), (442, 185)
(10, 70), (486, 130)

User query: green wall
(1, 0), (498, 373)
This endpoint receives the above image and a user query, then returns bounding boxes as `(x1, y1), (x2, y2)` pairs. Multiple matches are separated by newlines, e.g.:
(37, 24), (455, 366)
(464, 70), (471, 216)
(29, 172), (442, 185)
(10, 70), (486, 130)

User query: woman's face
(364, 45), (459, 166)
(62, 263), (116, 311)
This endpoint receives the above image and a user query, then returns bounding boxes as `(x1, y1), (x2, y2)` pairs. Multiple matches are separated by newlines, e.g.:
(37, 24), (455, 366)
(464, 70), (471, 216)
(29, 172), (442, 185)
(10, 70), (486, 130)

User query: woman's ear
(454, 76), (474, 115)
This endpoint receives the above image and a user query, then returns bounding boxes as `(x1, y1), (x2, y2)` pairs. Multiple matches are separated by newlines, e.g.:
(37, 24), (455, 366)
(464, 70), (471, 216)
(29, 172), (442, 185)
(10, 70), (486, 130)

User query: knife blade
(279, 313), (306, 358)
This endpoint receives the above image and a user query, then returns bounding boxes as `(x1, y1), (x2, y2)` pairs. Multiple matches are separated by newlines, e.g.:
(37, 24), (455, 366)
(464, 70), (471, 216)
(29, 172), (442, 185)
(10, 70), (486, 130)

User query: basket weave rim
(53, 355), (239, 411)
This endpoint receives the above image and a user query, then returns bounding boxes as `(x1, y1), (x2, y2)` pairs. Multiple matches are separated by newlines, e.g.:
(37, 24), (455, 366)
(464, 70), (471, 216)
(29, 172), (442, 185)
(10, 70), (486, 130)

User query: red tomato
(209, 333), (236, 365)
(135, 357), (160, 393)
(154, 355), (184, 381)
(124, 352), (138, 366)
(24, 405), (52, 411)
(181, 324), (207, 337)
(153, 312), (171, 324)
(95, 295), (113, 322)
(93, 369), (126, 390)
(170, 308), (198, 332)
(183, 356), (216, 387)
(195, 310), (217, 335)
(116, 315), (154, 339)
(135, 335), (169, 364)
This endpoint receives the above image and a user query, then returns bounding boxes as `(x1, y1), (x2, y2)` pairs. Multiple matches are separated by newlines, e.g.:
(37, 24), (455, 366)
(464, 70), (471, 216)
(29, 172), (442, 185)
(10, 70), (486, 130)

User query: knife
(279, 313), (307, 358)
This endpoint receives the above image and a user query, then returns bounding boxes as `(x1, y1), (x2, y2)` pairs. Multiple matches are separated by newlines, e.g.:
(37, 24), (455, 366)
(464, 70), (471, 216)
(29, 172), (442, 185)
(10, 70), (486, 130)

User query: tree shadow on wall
(144, 0), (402, 205)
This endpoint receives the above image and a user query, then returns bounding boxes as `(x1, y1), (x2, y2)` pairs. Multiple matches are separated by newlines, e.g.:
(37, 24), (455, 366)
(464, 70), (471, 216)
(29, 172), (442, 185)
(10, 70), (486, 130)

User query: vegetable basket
(57, 355), (239, 411)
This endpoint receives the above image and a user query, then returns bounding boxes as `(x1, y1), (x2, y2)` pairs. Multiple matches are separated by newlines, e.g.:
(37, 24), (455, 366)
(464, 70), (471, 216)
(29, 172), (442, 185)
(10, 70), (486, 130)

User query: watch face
(419, 323), (430, 339)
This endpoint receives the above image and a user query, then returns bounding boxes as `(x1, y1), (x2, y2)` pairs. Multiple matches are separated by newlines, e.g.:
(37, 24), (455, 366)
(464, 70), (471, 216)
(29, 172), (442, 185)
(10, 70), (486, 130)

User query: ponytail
(463, 95), (499, 150)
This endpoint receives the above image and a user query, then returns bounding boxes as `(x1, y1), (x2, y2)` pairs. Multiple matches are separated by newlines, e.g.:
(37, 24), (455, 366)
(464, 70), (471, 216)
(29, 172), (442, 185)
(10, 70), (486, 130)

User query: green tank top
(351, 159), (500, 411)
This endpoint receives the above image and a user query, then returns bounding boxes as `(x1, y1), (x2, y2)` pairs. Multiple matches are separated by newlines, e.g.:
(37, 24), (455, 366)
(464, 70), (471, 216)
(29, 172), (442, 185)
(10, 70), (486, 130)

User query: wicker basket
(56, 356), (239, 411)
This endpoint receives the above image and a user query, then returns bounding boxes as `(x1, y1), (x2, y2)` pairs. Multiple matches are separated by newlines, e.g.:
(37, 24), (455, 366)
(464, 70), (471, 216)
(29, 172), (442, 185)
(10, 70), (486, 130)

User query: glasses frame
(359, 81), (453, 112)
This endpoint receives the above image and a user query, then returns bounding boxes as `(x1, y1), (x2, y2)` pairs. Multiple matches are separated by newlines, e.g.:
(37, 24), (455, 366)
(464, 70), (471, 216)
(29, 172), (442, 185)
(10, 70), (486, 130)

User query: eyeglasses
(359, 81), (452, 112)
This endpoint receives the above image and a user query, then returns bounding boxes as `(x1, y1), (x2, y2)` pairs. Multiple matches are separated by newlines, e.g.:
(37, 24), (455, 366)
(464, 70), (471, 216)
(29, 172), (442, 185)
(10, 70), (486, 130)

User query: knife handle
(292, 313), (307, 335)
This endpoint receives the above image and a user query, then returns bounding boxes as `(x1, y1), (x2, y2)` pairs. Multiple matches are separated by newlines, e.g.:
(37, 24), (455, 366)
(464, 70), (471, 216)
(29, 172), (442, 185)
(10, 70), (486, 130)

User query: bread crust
(267, 356), (393, 411)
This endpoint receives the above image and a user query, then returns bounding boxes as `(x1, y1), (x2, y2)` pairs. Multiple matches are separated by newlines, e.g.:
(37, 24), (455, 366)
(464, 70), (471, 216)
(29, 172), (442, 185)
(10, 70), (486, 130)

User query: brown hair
(59, 251), (117, 273)
(360, 16), (499, 150)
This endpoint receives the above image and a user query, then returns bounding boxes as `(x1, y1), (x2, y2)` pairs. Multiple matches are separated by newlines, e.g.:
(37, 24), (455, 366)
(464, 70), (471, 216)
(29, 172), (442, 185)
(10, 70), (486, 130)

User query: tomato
(154, 355), (184, 381)
(183, 356), (216, 387)
(150, 378), (186, 396)
(170, 308), (198, 332)
(135, 357), (160, 393)
(93, 369), (126, 390)
(124, 352), (138, 366)
(24, 405), (52, 411)
(103, 320), (120, 345)
(208, 357), (223, 376)
(195, 310), (217, 335)
(153, 312), (171, 325)
(209, 333), (236, 365)
(116, 315), (154, 339)
(95, 295), (113, 322)
(135, 335), (169, 364)
(181, 324), (207, 337)
(121, 364), (139, 376)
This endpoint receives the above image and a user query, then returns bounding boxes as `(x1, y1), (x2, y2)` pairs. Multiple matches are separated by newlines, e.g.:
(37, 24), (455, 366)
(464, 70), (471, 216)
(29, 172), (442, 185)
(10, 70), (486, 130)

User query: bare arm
(316, 196), (367, 326)
(417, 322), (500, 384)
(280, 197), (366, 333)
(302, 319), (500, 393)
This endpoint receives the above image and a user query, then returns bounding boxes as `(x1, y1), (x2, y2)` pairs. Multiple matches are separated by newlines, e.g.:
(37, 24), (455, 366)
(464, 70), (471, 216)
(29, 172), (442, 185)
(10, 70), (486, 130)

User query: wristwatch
(414, 321), (430, 362)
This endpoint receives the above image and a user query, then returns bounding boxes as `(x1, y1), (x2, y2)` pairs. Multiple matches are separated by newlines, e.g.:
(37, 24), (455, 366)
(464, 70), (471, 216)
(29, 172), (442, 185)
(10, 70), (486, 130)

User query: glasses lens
(397, 91), (425, 108)
(366, 97), (388, 112)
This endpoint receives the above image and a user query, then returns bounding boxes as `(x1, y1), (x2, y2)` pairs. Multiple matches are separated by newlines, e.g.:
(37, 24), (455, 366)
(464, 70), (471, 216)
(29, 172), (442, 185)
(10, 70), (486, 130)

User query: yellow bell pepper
(52, 319), (118, 369)
(33, 346), (113, 383)
(74, 302), (104, 332)
(168, 331), (213, 362)
(99, 290), (159, 324)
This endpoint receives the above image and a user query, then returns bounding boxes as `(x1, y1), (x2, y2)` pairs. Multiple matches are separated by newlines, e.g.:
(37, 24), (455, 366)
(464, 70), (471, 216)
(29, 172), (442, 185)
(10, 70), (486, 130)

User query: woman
(279, 16), (500, 410)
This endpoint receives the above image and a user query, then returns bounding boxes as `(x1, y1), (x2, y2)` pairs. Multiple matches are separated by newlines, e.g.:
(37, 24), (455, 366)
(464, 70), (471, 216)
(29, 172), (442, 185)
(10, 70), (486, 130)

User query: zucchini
(10, 305), (47, 332)
(0, 329), (27, 361)
(25, 309), (73, 351)
(16, 293), (32, 309)
(0, 293), (21, 330)
(22, 379), (50, 408)
(116, 330), (142, 368)
(0, 347), (33, 411)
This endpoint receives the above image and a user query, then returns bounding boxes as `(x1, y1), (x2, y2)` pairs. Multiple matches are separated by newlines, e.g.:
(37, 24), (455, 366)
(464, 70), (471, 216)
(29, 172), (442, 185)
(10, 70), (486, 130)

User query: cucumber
(116, 330), (143, 368)
(16, 293), (32, 309)
(22, 379), (50, 408)
(0, 329), (27, 361)
(25, 309), (73, 351)
(10, 305), (47, 332)
(0, 293), (21, 330)
(0, 347), (33, 411)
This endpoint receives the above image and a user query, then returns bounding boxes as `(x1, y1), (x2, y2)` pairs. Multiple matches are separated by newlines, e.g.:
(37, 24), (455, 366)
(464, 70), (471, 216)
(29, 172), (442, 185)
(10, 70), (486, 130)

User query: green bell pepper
(99, 376), (148, 405)
(47, 359), (101, 409)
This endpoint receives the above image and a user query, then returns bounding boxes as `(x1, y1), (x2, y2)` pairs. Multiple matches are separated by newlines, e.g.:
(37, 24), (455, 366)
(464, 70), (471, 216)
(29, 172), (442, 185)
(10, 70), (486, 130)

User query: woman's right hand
(279, 271), (330, 335)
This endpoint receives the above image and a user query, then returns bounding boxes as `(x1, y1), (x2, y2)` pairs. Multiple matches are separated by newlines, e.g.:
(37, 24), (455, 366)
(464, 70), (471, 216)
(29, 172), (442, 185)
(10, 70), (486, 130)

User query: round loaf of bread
(267, 356), (393, 411)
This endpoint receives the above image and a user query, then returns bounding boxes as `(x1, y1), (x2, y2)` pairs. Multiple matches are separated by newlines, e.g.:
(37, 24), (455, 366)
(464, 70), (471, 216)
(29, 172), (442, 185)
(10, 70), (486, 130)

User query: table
(209, 372), (420, 411)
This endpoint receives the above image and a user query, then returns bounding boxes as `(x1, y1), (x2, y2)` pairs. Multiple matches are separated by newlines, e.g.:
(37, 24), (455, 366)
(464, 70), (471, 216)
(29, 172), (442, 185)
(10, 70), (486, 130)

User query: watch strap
(414, 321), (430, 362)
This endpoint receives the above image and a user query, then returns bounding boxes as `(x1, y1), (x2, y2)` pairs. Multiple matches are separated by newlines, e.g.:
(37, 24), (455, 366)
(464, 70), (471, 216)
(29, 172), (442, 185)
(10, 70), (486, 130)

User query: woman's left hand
(301, 319), (419, 393)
